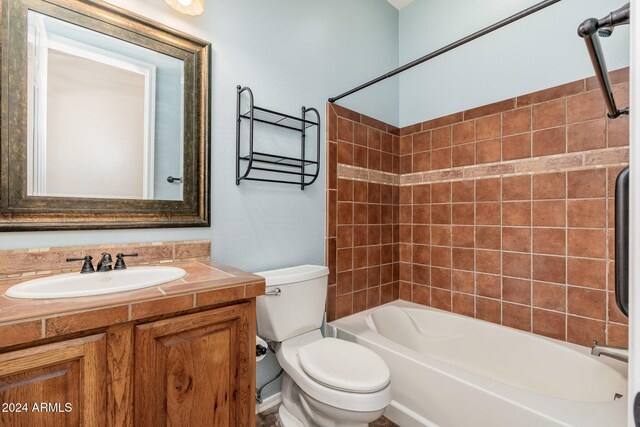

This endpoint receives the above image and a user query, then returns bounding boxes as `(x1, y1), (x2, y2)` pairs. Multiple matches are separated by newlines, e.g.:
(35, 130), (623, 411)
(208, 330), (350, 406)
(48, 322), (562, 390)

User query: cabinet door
(0, 334), (107, 427)
(134, 302), (255, 427)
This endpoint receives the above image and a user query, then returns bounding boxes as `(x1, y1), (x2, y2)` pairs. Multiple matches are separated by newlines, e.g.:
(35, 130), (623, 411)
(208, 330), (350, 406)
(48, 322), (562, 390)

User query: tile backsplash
(326, 68), (629, 348)
(0, 240), (211, 278)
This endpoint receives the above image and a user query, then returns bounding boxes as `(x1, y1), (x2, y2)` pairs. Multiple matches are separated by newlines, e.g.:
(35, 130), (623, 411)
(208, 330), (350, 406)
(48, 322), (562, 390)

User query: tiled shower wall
(326, 105), (401, 321)
(326, 68), (629, 347)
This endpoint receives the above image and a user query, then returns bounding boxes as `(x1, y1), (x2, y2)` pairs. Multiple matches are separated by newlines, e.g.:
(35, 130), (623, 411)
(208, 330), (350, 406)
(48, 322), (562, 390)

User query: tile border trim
(336, 146), (628, 186)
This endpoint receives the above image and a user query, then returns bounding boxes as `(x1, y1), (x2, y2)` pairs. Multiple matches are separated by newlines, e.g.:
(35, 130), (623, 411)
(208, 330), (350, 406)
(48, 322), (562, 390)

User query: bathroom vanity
(0, 261), (263, 427)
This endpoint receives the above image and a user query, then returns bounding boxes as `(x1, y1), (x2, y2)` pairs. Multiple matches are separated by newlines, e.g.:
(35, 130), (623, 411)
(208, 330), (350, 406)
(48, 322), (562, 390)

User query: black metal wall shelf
(236, 86), (320, 190)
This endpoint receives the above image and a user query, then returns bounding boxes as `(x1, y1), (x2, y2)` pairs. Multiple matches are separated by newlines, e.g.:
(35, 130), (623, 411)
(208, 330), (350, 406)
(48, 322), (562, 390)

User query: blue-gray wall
(3, 0), (400, 402)
(399, 0), (630, 126)
(1, 0), (400, 271)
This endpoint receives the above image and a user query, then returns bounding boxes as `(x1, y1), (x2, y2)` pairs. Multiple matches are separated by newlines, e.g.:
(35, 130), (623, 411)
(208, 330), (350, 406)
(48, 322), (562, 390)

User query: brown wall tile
(475, 114), (501, 140)
(502, 175), (531, 201)
(502, 303), (531, 331)
(533, 173), (566, 199)
(533, 200), (566, 227)
(533, 281), (566, 311)
(503, 252), (531, 279)
(431, 288), (452, 311)
(476, 250), (501, 274)
(476, 273), (501, 298)
(532, 99), (566, 130)
(502, 107), (531, 136)
(567, 90), (605, 124)
(476, 138), (502, 164)
(567, 229), (606, 259)
(413, 131), (430, 152)
(476, 297), (501, 323)
(431, 126), (452, 149)
(327, 70), (628, 350)
(465, 99), (515, 120)
(338, 118), (354, 142)
(532, 255), (566, 284)
(452, 121), (475, 145)
(567, 315), (605, 346)
(502, 133), (531, 160)
(502, 228), (531, 253)
(533, 127), (566, 157)
(503, 202), (531, 226)
(517, 80), (584, 107)
(532, 228), (566, 256)
(567, 169), (606, 198)
(567, 287), (606, 319)
(567, 258), (606, 290)
(503, 278), (531, 305)
(452, 143), (475, 167)
(452, 292), (475, 317)
(533, 308), (566, 340)
(567, 199), (606, 228)
(567, 119), (606, 152)
(476, 178), (501, 201)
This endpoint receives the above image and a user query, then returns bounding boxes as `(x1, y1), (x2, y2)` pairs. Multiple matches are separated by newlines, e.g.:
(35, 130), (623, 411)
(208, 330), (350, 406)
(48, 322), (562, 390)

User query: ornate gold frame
(0, 0), (211, 230)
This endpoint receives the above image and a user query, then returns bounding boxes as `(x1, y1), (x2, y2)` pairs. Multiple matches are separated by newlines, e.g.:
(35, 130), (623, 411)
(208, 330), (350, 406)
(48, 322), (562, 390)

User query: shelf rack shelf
(236, 86), (320, 190)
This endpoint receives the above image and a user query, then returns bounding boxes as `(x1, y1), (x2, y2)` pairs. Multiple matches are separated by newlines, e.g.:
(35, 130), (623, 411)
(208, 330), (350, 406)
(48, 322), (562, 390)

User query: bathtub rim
(328, 300), (628, 427)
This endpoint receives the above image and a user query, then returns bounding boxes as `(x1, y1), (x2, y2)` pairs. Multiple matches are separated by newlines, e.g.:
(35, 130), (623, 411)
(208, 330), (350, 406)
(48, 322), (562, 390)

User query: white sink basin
(4, 266), (187, 299)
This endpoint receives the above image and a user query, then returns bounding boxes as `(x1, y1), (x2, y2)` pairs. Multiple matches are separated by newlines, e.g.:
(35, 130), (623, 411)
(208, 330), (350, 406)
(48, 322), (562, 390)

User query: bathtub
(328, 300), (627, 427)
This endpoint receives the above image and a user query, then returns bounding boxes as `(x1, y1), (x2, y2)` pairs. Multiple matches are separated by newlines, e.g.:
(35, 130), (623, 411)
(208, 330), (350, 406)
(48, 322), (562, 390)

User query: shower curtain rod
(328, 0), (562, 103)
(578, 3), (630, 119)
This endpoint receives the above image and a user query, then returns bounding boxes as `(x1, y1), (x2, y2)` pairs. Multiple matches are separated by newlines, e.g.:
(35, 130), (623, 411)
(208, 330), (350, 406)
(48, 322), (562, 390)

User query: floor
(255, 406), (398, 427)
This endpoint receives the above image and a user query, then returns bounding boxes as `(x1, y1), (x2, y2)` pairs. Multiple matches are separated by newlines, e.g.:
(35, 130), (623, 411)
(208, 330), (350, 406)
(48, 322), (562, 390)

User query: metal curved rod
(577, 3), (630, 119)
(302, 107), (321, 187)
(236, 86), (255, 182)
(328, 0), (561, 103)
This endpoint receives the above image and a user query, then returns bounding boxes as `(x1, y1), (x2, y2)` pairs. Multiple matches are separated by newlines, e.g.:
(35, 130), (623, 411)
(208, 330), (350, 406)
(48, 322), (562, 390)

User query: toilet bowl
(255, 265), (391, 427)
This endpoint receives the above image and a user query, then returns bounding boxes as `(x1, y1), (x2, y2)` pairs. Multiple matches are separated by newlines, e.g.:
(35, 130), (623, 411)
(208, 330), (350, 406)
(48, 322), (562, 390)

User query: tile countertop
(0, 261), (265, 349)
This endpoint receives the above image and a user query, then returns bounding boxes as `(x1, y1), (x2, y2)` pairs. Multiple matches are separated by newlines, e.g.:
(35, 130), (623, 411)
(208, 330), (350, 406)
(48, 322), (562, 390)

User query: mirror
(27, 11), (185, 201)
(1, 0), (210, 230)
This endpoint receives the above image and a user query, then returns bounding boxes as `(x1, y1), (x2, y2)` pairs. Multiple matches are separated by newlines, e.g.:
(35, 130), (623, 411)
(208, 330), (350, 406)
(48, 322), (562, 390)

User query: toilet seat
(297, 338), (390, 393)
(276, 330), (392, 412)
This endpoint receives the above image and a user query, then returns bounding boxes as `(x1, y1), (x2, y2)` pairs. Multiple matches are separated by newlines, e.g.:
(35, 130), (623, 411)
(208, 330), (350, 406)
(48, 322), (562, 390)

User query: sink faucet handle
(114, 253), (139, 270)
(66, 255), (95, 274)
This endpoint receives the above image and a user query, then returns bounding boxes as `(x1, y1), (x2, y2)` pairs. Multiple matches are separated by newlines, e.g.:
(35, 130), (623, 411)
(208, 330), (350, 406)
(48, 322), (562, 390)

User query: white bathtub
(328, 300), (627, 427)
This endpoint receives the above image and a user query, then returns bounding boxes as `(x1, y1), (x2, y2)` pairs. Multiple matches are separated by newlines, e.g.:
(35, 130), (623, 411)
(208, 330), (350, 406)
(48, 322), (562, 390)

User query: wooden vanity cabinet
(0, 300), (256, 427)
(134, 301), (255, 427)
(0, 334), (107, 427)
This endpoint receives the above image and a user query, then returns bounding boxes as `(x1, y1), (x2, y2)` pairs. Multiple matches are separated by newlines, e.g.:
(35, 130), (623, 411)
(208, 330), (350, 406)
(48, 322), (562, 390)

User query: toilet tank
(255, 265), (329, 342)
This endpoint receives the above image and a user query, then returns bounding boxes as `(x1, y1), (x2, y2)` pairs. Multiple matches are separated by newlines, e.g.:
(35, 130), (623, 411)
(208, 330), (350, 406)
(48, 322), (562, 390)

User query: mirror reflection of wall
(26, 11), (185, 201)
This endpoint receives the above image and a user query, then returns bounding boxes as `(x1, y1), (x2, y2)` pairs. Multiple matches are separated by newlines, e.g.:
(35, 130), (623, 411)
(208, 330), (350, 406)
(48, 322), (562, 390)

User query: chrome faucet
(591, 341), (628, 363)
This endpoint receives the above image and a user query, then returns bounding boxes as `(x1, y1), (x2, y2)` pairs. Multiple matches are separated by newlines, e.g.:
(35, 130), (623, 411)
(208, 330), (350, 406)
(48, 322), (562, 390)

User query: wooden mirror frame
(0, 0), (211, 230)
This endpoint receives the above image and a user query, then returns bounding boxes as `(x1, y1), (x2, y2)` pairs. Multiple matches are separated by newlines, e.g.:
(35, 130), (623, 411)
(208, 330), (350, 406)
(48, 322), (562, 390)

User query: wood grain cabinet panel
(0, 334), (107, 427)
(134, 302), (255, 427)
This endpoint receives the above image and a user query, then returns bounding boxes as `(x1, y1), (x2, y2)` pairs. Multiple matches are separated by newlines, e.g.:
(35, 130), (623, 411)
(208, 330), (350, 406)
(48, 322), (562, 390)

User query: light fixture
(165, 0), (204, 16)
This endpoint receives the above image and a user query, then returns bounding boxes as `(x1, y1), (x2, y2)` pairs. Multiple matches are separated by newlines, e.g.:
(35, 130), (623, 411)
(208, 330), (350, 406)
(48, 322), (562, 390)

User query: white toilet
(256, 265), (391, 427)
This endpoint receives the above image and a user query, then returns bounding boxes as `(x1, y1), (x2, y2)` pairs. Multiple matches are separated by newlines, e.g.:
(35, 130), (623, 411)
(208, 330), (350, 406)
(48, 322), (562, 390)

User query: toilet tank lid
(254, 265), (329, 287)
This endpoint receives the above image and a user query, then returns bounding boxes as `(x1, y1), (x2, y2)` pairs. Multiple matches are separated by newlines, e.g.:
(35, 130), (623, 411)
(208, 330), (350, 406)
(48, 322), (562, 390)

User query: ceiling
(387, 0), (414, 10)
